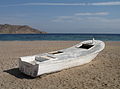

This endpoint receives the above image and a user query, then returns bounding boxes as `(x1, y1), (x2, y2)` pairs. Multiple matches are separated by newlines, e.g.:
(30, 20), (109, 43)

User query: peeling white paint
(19, 39), (105, 77)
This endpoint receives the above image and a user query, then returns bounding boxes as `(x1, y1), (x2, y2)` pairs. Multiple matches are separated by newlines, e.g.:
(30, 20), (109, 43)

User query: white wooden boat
(19, 39), (105, 77)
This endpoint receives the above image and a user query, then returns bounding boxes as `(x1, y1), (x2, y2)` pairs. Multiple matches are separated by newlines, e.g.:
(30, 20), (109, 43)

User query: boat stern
(19, 57), (39, 77)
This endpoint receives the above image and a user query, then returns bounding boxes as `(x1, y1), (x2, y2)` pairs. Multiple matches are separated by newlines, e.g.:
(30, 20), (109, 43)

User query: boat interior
(78, 44), (94, 49)
(34, 41), (95, 62)
(49, 51), (63, 55)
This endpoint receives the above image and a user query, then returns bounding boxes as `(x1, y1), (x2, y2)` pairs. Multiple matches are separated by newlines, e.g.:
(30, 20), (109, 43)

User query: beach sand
(0, 41), (120, 89)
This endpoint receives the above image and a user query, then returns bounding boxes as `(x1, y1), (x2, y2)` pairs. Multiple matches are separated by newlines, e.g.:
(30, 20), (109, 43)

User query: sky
(0, 0), (120, 33)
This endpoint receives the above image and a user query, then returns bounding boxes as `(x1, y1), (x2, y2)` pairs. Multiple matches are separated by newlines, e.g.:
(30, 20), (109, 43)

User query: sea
(0, 34), (120, 41)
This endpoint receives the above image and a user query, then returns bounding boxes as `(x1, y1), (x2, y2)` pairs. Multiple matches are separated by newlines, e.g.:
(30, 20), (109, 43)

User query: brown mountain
(0, 24), (46, 34)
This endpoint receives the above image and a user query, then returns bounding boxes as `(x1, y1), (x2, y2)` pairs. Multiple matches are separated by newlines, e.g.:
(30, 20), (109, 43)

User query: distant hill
(0, 24), (47, 34)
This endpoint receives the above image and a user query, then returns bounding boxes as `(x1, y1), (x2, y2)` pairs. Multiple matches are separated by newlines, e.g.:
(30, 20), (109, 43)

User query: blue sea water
(0, 34), (120, 41)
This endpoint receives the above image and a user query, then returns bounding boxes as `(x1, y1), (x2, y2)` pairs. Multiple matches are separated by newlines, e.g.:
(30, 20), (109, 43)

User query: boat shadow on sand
(3, 68), (61, 79)
(4, 68), (35, 79)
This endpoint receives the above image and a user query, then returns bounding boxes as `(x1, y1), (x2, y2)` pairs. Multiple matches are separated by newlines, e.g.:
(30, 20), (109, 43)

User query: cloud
(91, 1), (120, 6)
(75, 12), (109, 16)
(52, 12), (109, 22)
(22, 3), (86, 6)
(52, 16), (74, 22)
(19, 2), (120, 6)
(1, 1), (120, 7)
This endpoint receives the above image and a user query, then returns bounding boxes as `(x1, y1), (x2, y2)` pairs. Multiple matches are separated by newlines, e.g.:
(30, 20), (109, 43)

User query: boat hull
(19, 53), (98, 77)
(19, 59), (39, 77)
(19, 39), (105, 77)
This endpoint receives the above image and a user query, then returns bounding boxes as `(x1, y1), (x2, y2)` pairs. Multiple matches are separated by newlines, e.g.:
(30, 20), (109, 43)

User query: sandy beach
(0, 41), (120, 89)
